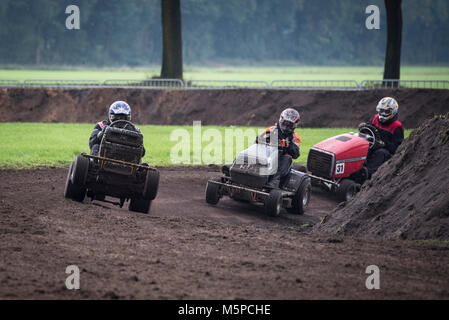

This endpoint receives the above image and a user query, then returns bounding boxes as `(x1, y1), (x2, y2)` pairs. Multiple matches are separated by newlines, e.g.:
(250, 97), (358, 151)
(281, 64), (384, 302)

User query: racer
(89, 100), (145, 157)
(256, 107), (301, 188)
(358, 97), (404, 177)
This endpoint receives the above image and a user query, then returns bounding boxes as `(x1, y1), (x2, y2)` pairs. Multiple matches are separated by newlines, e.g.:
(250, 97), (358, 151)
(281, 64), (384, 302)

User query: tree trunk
(383, 0), (402, 85)
(160, 0), (183, 80)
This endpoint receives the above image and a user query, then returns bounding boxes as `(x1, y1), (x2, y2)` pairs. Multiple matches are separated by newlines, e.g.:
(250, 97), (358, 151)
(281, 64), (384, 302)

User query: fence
(271, 79), (360, 90)
(1, 78), (448, 90)
(103, 79), (183, 88)
(360, 79), (449, 90)
(185, 79), (270, 89)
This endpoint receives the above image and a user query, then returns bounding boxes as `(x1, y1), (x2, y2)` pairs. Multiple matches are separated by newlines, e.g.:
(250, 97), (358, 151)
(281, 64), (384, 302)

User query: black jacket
(370, 115), (404, 155)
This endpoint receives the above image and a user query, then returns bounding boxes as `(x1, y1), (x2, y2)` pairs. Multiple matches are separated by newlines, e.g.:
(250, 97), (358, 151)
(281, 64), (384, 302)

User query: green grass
(0, 123), (412, 169)
(1, 66), (448, 83)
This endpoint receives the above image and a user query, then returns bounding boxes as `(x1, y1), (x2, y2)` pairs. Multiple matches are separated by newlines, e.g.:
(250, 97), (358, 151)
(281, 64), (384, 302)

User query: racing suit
(366, 114), (404, 176)
(88, 120), (146, 157)
(256, 123), (301, 188)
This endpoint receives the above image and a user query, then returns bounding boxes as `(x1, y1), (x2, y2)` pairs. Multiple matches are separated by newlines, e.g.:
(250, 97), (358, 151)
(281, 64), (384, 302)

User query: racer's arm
(134, 126), (146, 157)
(89, 123), (103, 150)
(256, 129), (270, 144)
(385, 126), (404, 155)
(286, 132), (301, 159)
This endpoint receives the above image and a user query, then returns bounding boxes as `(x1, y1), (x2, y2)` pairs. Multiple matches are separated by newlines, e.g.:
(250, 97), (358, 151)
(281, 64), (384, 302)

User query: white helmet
(109, 101), (131, 122)
(376, 97), (398, 123)
(279, 108), (300, 134)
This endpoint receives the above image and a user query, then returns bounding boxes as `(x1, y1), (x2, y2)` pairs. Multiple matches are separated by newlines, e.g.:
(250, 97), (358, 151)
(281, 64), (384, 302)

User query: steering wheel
(109, 120), (137, 131)
(358, 123), (380, 150)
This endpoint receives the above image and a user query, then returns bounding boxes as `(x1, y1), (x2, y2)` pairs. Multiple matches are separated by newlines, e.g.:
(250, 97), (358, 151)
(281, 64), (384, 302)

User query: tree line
(0, 0), (448, 77)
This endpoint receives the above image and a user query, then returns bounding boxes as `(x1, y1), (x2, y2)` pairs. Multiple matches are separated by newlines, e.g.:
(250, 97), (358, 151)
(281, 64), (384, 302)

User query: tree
(383, 0), (402, 82)
(160, 0), (183, 79)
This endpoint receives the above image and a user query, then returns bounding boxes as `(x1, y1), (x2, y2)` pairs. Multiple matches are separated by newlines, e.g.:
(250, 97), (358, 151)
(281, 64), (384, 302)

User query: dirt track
(1, 166), (448, 299)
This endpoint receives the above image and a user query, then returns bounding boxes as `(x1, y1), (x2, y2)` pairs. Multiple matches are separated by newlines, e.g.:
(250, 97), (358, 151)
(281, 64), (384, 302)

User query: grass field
(0, 123), (412, 169)
(1, 66), (448, 83)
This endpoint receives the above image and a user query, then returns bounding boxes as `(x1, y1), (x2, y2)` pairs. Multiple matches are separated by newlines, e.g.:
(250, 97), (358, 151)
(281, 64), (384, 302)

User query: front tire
(336, 179), (359, 202)
(287, 178), (311, 215)
(265, 189), (283, 217)
(129, 197), (151, 214)
(205, 178), (221, 205)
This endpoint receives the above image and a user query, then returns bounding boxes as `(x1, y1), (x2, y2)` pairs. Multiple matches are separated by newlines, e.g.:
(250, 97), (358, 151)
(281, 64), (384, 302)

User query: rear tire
(287, 178), (311, 215)
(143, 169), (159, 200)
(129, 197), (151, 214)
(64, 162), (86, 202)
(336, 179), (359, 202)
(205, 178), (221, 205)
(265, 189), (283, 217)
(71, 155), (89, 186)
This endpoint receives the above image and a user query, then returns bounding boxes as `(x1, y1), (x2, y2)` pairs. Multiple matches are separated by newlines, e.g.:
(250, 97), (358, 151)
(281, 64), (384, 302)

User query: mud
(1, 166), (448, 299)
(314, 115), (449, 240)
(1, 88), (449, 128)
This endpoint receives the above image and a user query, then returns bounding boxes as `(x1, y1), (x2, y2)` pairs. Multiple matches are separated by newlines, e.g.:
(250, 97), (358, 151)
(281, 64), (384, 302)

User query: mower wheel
(337, 179), (360, 202)
(287, 178), (311, 215)
(143, 169), (160, 200)
(265, 189), (283, 217)
(129, 197), (151, 214)
(64, 162), (86, 202)
(205, 178), (221, 205)
(71, 155), (89, 186)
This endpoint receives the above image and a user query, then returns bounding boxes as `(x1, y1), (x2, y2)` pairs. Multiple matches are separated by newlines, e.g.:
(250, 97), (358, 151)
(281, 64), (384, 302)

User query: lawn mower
(64, 120), (159, 214)
(306, 123), (383, 202)
(205, 141), (311, 217)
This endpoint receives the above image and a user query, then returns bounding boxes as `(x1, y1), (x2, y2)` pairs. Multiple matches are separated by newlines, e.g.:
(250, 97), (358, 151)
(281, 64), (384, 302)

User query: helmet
(109, 101), (131, 122)
(376, 97), (398, 123)
(278, 108), (300, 134)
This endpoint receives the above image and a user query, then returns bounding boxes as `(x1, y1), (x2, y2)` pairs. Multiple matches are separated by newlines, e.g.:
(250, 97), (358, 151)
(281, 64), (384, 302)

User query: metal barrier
(23, 79), (101, 88)
(271, 79), (360, 90)
(103, 78), (184, 88)
(185, 79), (270, 89)
(2, 78), (449, 90)
(361, 79), (449, 90)
(0, 79), (21, 87)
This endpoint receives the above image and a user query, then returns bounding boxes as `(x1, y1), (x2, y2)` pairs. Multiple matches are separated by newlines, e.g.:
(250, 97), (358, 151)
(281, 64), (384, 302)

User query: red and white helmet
(279, 108), (300, 134)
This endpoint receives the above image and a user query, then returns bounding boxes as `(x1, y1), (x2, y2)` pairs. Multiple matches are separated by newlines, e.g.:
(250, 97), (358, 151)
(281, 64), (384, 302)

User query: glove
(97, 130), (104, 140)
(278, 139), (289, 150)
(358, 122), (367, 130)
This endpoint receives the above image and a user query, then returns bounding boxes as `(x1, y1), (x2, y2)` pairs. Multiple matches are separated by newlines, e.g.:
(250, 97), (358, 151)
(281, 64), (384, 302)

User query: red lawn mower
(306, 124), (383, 202)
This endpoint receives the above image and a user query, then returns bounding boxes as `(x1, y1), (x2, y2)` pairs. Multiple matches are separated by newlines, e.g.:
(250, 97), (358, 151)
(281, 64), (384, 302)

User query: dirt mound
(315, 114), (449, 240)
(1, 88), (449, 128)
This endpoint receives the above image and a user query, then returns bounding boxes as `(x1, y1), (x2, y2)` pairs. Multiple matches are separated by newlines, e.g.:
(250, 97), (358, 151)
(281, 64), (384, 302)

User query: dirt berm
(315, 114), (449, 240)
(1, 88), (449, 128)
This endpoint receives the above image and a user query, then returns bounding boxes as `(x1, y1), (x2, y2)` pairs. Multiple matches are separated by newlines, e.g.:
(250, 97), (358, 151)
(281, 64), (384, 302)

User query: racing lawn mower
(64, 120), (159, 214)
(306, 123), (383, 202)
(205, 141), (311, 217)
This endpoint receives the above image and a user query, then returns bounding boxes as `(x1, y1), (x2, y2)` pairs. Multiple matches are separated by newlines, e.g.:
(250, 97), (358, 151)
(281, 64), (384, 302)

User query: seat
(98, 126), (144, 175)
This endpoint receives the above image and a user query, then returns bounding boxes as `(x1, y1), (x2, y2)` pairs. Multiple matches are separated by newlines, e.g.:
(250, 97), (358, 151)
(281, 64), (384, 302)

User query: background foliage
(0, 0), (448, 67)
